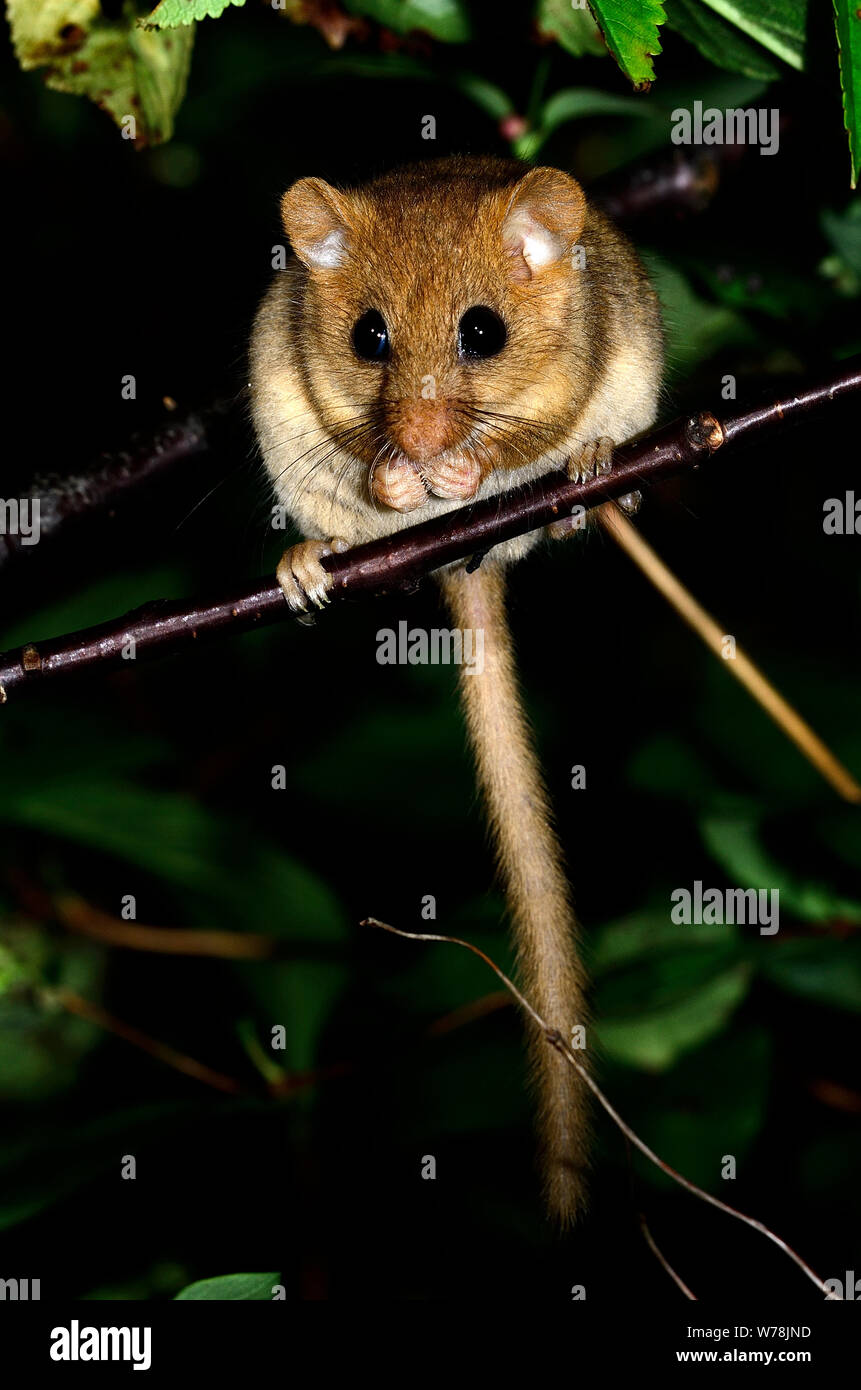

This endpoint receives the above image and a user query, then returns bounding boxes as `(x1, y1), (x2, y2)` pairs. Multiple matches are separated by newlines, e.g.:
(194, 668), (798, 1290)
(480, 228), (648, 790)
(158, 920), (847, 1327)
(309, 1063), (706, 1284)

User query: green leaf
(0, 1100), (193, 1231)
(629, 732), (723, 802)
(448, 71), (515, 122)
(666, 0), (780, 79)
(175, 1272), (280, 1300)
(693, 258), (826, 324)
(343, 0), (470, 43)
(625, 1026), (771, 1189)
(700, 809), (861, 925)
(590, 908), (750, 1070)
(513, 87), (661, 161)
(536, 0), (606, 57)
(142, 0), (245, 28)
(642, 251), (758, 376)
(0, 781), (344, 938)
(589, 909), (734, 973)
(0, 779), (349, 1072)
(834, 1), (861, 186)
(0, 926), (103, 1100)
(757, 937), (861, 1012)
(597, 963), (751, 1070)
(821, 201), (861, 292)
(699, 0), (806, 70)
(7, 0), (194, 146)
(241, 957), (348, 1075)
(587, 0), (667, 87)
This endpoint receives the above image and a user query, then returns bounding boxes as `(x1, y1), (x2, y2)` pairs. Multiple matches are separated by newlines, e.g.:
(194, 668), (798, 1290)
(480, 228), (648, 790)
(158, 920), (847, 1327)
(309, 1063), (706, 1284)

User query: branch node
(685, 412), (726, 452)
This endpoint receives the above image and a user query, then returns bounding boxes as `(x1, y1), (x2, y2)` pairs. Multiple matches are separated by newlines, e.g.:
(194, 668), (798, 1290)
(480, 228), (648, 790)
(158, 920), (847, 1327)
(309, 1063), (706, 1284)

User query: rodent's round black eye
(352, 309), (390, 362)
(458, 306), (507, 360)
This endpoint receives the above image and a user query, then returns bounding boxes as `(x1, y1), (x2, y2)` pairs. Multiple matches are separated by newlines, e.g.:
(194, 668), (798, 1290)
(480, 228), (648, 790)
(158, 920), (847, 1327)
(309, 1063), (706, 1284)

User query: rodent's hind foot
(276, 537), (349, 613)
(616, 490), (642, 515)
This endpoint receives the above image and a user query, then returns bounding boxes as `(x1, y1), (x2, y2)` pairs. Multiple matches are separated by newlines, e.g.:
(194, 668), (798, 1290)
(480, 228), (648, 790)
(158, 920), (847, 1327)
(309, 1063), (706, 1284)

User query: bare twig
(590, 120), (792, 224)
(593, 150), (722, 223)
(639, 1215), (697, 1300)
(1, 361), (859, 701)
(362, 916), (837, 1298)
(0, 398), (236, 575)
(48, 987), (244, 1095)
(599, 500), (861, 803)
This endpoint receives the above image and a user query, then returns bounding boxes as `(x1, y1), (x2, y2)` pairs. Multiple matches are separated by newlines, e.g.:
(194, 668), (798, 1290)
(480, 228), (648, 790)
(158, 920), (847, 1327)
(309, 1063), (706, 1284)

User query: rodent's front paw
(369, 458), (428, 512)
(565, 435), (614, 485)
(549, 436), (616, 539)
(422, 454), (482, 501)
(276, 538), (348, 613)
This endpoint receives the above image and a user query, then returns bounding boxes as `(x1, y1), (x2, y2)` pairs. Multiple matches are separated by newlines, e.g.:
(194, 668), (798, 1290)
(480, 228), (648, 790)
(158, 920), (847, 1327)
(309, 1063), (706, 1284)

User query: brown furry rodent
(250, 155), (662, 1224)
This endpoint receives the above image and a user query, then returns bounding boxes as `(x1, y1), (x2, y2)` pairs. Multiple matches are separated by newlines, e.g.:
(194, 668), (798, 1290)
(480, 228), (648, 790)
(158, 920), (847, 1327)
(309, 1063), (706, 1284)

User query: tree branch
(0, 397), (236, 575)
(590, 116), (793, 225)
(1, 361), (858, 702)
(363, 916), (836, 1298)
(1, 141), (774, 576)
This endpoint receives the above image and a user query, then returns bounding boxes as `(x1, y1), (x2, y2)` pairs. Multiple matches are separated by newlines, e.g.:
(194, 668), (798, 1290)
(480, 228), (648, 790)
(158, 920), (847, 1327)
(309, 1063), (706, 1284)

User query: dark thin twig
(590, 124), (791, 224)
(1, 360), (858, 700)
(362, 916), (837, 1299)
(48, 987), (244, 1095)
(639, 1215), (697, 1300)
(0, 399), (236, 574)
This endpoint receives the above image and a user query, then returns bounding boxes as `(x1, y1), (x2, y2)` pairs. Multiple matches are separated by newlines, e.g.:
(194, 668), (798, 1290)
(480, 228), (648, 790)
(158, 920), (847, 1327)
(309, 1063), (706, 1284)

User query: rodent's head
(280, 157), (593, 511)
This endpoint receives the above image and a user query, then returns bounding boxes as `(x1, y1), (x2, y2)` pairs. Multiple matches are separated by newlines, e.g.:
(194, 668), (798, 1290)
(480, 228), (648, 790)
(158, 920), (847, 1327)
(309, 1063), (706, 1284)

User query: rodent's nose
(390, 399), (462, 464)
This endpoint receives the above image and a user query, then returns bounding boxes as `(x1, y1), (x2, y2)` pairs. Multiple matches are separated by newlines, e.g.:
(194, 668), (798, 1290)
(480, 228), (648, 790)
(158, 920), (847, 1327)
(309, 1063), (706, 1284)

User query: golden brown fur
(440, 562), (591, 1222)
(249, 155), (663, 1224)
(250, 156), (661, 559)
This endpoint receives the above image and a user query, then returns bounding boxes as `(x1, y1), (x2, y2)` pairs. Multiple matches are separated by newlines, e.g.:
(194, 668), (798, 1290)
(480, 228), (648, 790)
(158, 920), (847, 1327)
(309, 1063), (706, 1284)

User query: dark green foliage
(1, 0), (859, 1300)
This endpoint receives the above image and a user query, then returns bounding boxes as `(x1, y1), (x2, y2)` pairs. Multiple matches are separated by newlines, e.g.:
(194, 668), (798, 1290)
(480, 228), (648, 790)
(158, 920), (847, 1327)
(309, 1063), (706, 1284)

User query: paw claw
(565, 435), (615, 484)
(552, 438), (615, 542)
(277, 538), (347, 613)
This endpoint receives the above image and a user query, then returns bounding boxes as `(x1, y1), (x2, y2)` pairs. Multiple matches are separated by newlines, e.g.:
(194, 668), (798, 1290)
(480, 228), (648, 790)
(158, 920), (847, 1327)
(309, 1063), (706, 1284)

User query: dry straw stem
(363, 917), (837, 1299)
(55, 892), (274, 959)
(599, 500), (861, 803)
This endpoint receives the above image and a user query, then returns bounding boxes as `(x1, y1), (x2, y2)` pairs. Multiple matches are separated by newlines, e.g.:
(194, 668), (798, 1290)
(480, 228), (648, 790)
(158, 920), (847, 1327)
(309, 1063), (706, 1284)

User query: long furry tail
(439, 562), (590, 1225)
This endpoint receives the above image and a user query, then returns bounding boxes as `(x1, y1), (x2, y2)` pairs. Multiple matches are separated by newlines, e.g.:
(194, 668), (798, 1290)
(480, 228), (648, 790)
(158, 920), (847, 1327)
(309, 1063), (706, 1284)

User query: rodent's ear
(501, 167), (586, 280)
(280, 177), (352, 271)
